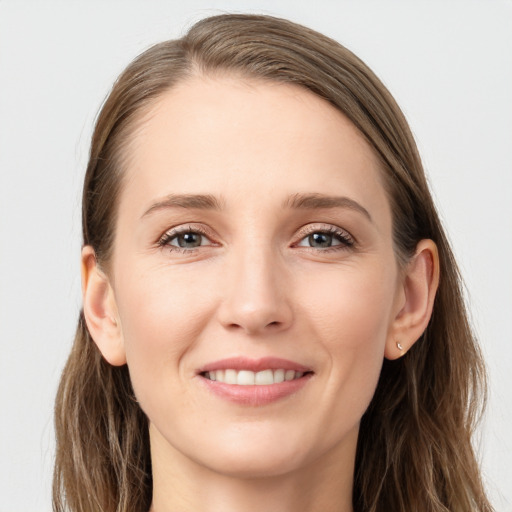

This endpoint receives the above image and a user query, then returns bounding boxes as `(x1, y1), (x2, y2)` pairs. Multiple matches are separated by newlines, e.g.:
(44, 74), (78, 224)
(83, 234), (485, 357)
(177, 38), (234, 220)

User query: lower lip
(198, 374), (313, 406)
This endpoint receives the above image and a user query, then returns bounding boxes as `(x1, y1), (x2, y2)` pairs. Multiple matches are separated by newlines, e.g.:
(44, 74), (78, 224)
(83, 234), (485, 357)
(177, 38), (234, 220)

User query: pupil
(309, 232), (332, 248)
(178, 232), (201, 248)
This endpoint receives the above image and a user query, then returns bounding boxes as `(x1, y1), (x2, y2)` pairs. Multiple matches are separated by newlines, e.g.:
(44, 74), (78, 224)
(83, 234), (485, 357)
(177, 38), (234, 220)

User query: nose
(216, 243), (293, 336)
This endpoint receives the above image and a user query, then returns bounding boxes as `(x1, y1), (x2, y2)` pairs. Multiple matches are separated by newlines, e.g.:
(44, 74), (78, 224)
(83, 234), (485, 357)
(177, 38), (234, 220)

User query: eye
(158, 226), (214, 251)
(296, 226), (354, 250)
(172, 232), (205, 248)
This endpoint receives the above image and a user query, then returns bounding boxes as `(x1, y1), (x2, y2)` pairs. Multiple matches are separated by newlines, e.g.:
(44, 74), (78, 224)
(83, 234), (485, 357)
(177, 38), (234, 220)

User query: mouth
(197, 357), (314, 405)
(201, 369), (311, 385)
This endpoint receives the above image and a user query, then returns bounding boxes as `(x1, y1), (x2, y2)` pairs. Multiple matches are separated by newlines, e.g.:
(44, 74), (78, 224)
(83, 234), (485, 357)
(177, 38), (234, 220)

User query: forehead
(120, 76), (388, 218)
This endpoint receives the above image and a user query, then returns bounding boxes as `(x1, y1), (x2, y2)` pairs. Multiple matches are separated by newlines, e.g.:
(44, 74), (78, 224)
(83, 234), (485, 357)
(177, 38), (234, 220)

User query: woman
(53, 13), (493, 512)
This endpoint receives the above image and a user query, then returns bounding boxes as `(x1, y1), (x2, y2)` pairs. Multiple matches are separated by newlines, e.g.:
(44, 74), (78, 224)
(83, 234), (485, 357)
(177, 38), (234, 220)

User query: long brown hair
(53, 14), (493, 512)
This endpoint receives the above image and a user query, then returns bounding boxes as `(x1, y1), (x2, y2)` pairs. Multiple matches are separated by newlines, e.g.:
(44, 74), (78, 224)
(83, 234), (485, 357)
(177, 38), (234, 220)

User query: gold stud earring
(396, 341), (404, 351)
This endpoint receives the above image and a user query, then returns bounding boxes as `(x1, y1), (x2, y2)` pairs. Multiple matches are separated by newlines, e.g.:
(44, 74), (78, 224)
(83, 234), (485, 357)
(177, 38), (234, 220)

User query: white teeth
(237, 370), (255, 385)
(285, 370), (295, 381)
(224, 369), (237, 384)
(255, 369), (274, 385)
(274, 369), (285, 383)
(205, 369), (307, 385)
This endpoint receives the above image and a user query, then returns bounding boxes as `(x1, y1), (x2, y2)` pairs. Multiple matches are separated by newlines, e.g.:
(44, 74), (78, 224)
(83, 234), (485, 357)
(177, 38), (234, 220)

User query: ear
(385, 239), (440, 360)
(81, 246), (126, 366)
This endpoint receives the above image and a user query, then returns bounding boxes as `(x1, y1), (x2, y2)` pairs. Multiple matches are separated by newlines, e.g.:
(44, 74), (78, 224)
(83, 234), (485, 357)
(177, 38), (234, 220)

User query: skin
(82, 76), (439, 512)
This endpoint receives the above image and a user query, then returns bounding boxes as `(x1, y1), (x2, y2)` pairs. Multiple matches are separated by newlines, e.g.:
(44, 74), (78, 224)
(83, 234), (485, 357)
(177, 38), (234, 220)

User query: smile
(197, 357), (313, 406)
(203, 369), (306, 385)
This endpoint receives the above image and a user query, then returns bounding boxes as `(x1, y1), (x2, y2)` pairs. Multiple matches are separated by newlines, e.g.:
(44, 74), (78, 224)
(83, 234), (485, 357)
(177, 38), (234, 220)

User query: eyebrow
(283, 193), (372, 222)
(142, 194), (224, 218)
(141, 192), (372, 222)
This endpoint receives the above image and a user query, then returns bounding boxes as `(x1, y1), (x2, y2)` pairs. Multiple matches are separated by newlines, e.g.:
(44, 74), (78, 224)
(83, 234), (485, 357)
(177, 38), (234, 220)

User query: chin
(203, 449), (306, 480)
(189, 426), (315, 479)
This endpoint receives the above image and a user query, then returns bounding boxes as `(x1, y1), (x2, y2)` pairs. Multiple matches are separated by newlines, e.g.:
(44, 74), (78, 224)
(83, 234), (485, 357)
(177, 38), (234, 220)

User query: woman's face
(109, 76), (404, 477)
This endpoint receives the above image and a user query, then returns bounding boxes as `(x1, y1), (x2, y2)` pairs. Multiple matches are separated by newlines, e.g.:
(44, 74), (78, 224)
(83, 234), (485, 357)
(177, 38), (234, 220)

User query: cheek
(118, 260), (215, 339)
(113, 264), (217, 404)
(299, 260), (396, 406)
(302, 260), (395, 345)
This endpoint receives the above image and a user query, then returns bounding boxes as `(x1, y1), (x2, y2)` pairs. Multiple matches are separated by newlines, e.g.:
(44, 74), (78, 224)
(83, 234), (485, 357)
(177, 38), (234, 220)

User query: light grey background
(1, 1), (511, 510)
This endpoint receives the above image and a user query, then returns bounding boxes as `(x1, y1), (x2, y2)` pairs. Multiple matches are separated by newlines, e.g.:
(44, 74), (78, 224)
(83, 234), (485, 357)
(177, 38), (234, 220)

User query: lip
(196, 357), (313, 406)
(198, 356), (311, 374)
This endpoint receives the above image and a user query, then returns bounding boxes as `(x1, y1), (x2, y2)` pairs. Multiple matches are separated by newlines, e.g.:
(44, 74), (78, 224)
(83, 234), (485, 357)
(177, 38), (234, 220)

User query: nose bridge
(218, 237), (292, 334)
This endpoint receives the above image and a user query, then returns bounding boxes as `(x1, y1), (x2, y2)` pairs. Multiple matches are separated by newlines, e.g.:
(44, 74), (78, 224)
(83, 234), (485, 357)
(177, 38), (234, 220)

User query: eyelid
(293, 223), (355, 248)
(155, 222), (355, 252)
(157, 223), (217, 249)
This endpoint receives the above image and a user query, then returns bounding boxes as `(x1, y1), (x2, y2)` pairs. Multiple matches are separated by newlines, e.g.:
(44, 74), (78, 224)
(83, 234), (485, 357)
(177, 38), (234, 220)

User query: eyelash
(294, 224), (355, 252)
(157, 225), (213, 253)
(157, 224), (355, 254)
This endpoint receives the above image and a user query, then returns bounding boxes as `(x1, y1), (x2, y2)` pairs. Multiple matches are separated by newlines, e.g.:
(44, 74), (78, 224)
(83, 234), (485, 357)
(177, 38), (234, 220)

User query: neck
(148, 424), (356, 512)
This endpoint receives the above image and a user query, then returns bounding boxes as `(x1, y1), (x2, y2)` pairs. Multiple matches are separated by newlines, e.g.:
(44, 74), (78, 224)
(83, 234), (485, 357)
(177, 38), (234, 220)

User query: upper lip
(198, 357), (312, 374)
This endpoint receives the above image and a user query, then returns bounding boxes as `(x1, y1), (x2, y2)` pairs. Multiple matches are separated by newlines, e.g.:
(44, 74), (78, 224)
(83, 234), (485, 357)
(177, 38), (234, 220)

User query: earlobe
(385, 239), (440, 360)
(81, 246), (126, 366)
